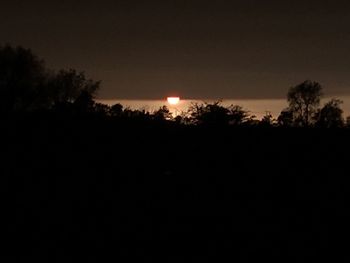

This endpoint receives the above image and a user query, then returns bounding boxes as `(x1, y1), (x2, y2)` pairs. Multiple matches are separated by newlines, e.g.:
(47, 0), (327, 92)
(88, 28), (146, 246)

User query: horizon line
(97, 95), (350, 101)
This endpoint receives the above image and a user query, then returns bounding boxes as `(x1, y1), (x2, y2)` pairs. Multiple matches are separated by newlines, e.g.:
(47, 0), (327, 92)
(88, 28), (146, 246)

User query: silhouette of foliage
(0, 45), (101, 116)
(123, 107), (151, 122)
(49, 69), (100, 107)
(277, 108), (294, 127)
(187, 101), (249, 126)
(228, 105), (250, 126)
(110, 103), (123, 117)
(287, 80), (323, 126)
(189, 101), (230, 126)
(91, 102), (110, 118)
(260, 112), (276, 127)
(0, 45), (48, 113)
(315, 99), (344, 128)
(73, 89), (96, 114)
(153, 106), (172, 121)
(175, 111), (193, 125)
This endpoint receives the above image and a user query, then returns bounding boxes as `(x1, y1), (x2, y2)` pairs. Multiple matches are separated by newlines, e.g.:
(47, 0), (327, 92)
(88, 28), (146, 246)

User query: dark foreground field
(1, 118), (350, 262)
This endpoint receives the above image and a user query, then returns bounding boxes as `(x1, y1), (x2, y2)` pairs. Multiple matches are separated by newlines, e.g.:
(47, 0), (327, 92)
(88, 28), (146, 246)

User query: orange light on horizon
(167, 97), (180, 105)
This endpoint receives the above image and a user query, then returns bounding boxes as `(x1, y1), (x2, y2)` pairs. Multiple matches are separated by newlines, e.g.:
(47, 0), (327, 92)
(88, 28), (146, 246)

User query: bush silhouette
(153, 106), (173, 121)
(260, 112), (276, 127)
(315, 99), (344, 128)
(187, 101), (249, 126)
(110, 103), (124, 117)
(277, 108), (294, 127)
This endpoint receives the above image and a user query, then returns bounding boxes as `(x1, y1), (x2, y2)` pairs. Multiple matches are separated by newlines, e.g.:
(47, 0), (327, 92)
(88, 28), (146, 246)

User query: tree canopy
(287, 80), (323, 126)
(0, 45), (47, 113)
(0, 45), (100, 115)
(315, 99), (344, 128)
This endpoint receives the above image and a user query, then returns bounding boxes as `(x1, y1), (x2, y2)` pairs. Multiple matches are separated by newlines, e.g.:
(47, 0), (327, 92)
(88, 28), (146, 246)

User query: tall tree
(287, 80), (323, 126)
(0, 45), (48, 113)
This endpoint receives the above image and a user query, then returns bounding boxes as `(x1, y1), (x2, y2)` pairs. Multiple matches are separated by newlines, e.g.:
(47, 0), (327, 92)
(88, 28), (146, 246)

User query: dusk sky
(2, 0), (350, 99)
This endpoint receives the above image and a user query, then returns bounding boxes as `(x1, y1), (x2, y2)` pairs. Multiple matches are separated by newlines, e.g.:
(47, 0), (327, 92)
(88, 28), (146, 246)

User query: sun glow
(167, 97), (180, 105)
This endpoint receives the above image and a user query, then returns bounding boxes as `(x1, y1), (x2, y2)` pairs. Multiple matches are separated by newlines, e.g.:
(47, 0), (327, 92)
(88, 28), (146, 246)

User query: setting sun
(167, 97), (180, 105)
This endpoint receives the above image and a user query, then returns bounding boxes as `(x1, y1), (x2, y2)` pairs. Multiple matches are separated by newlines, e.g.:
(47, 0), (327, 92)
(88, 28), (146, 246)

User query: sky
(1, 0), (350, 99)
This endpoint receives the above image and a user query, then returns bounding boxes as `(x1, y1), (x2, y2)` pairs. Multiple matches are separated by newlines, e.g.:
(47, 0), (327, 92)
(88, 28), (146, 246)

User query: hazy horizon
(98, 95), (350, 120)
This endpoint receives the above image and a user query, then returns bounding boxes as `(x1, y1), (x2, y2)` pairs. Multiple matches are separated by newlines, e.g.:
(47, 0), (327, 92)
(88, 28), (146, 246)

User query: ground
(1, 118), (350, 262)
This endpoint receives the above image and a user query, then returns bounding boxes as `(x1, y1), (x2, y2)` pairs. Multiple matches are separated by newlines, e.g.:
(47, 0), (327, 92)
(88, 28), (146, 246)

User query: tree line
(0, 44), (348, 128)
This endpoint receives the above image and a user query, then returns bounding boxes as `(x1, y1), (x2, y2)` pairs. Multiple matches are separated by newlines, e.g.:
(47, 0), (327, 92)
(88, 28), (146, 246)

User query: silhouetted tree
(188, 101), (226, 126)
(0, 45), (48, 113)
(153, 106), (172, 121)
(123, 107), (151, 122)
(260, 112), (275, 127)
(187, 102), (205, 125)
(0, 45), (102, 115)
(72, 89), (95, 114)
(49, 69), (100, 108)
(177, 111), (193, 125)
(188, 101), (230, 126)
(315, 99), (344, 128)
(110, 103), (123, 117)
(93, 103), (110, 117)
(277, 108), (294, 127)
(287, 80), (323, 126)
(228, 105), (250, 126)
(187, 101), (249, 126)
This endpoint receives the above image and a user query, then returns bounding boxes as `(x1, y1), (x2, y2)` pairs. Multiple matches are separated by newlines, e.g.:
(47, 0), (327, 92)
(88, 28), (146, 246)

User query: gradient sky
(1, 0), (350, 99)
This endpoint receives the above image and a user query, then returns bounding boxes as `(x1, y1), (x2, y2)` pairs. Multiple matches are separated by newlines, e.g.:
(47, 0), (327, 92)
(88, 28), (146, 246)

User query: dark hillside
(1, 118), (350, 262)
